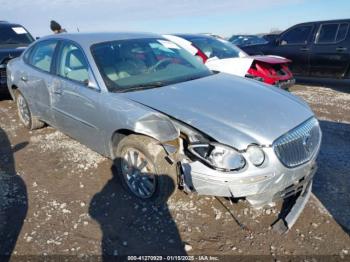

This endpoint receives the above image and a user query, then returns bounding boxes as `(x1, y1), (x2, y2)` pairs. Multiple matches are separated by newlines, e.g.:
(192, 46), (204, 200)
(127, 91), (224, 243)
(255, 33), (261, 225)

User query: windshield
(0, 25), (34, 45)
(186, 36), (247, 59)
(230, 35), (268, 46)
(91, 38), (212, 92)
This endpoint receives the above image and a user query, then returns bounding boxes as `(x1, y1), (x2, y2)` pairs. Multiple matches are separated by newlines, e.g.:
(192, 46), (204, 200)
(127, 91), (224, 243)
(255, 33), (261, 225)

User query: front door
(51, 41), (105, 154)
(271, 24), (315, 76)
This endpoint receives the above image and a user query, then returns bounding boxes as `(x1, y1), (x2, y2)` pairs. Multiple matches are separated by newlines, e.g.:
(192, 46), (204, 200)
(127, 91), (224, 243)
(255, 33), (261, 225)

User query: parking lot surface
(0, 84), (349, 257)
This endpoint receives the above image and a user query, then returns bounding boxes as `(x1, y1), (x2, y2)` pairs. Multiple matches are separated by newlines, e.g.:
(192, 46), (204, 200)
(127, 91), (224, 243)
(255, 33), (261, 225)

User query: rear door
(268, 24), (315, 76)
(309, 22), (350, 78)
(51, 40), (105, 153)
(22, 39), (59, 124)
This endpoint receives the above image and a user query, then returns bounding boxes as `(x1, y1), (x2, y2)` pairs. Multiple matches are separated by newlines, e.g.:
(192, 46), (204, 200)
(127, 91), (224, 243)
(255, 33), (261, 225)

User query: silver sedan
(7, 33), (321, 232)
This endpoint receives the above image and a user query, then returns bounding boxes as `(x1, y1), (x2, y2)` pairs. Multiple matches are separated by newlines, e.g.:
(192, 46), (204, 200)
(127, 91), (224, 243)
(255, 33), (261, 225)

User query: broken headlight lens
(188, 143), (246, 171)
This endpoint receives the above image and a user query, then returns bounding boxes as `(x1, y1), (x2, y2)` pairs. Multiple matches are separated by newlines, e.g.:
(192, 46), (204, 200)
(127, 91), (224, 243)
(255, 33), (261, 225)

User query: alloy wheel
(17, 94), (30, 127)
(121, 148), (157, 199)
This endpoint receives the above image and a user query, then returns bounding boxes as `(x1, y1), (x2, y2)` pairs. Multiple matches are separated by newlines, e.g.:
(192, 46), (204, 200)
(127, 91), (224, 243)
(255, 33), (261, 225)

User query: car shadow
(0, 128), (28, 260)
(89, 158), (186, 259)
(296, 77), (350, 94)
(313, 120), (350, 234)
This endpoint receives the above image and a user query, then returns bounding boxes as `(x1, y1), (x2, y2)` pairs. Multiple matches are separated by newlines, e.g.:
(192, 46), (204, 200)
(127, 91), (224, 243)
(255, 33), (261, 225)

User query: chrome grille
(273, 118), (322, 168)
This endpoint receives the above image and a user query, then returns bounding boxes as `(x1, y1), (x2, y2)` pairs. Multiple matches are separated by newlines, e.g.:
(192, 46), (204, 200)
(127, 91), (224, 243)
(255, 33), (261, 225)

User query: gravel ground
(290, 84), (350, 233)
(0, 84), (349, 259)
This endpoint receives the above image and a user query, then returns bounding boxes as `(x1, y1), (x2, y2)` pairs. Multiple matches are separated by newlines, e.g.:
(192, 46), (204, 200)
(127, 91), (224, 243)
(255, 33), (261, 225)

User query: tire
(15, 91), (44, 130)
(114, 134), (178, 204)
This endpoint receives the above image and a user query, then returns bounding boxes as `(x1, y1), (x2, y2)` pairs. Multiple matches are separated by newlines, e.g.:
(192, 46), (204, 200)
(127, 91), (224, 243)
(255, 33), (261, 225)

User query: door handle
(336, 47), (347, 52)
(300, 47), (310, 52)
(21, 76), (28, 82)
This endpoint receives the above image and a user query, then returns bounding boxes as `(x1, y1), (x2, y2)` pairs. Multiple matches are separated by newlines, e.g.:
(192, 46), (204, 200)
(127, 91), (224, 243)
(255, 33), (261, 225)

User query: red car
(164, 34), (295, 89)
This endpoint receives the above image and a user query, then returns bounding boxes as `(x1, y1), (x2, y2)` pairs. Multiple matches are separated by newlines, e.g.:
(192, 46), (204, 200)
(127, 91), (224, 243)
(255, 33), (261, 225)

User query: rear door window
(280, 25), (313, 45)
(29, 40), (58, 73)
(317, 24), (339, 43)
(316, 23), (349, 44)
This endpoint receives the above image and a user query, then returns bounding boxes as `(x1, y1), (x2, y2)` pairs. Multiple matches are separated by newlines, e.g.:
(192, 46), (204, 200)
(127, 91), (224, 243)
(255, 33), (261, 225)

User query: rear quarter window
(336, 23), (349, 42)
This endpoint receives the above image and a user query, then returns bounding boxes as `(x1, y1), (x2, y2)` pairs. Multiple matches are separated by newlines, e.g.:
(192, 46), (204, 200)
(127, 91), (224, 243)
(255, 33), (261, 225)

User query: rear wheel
(16, 91), (44, 130)
(114, 135), (178, 204)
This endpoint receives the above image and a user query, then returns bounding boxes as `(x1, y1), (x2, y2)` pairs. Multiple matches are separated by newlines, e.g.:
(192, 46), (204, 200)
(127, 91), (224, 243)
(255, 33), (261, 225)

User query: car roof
(40, 32), (163, 47)
(292, 18), (350, 27)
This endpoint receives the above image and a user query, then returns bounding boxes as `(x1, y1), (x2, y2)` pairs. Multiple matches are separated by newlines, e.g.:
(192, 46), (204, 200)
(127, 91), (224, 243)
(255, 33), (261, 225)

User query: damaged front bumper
(180, 146), (317, 210)
(272, 176), (313, 234)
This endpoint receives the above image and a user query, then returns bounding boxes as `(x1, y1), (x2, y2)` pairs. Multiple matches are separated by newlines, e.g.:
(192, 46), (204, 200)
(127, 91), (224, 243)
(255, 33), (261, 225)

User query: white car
(164, 34), (295, 88)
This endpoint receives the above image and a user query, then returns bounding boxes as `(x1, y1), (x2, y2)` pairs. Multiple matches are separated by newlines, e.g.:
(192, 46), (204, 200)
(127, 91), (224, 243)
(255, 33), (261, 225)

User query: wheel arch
(109, 127), (180, 160)
(110, 129), (135, 158)
(10, 84), (19, 101)
(107, 112), (180, 158)
(109, 129), (166, 159)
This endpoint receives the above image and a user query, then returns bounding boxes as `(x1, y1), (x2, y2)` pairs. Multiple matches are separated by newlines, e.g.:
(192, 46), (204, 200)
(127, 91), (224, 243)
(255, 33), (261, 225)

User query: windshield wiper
(119, 81), (167, 92)
(179, 73), (211, 83)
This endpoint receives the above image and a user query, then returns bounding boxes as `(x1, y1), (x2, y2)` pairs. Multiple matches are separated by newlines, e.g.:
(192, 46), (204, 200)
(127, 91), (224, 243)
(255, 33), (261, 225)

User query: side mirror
(83, 79), (99, 90)
(35, 37), (40, 40)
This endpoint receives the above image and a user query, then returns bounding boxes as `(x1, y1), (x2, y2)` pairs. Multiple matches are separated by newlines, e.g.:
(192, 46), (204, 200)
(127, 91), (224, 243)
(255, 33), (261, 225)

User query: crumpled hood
(123, 73), (314, 149)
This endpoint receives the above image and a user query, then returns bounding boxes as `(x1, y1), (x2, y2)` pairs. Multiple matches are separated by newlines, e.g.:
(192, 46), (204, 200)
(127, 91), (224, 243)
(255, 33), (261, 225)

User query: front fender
(133, 113), (180, 142)
(102, 95), (180, 158)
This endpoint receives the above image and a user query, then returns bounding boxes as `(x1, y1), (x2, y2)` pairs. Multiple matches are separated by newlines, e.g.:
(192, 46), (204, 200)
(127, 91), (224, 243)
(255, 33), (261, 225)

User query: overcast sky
(1, 0), (349, 37)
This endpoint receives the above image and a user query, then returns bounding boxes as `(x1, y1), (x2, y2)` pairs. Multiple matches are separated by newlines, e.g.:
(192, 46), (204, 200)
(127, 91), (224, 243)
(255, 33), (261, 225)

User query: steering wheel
(147, 58), (172, 73)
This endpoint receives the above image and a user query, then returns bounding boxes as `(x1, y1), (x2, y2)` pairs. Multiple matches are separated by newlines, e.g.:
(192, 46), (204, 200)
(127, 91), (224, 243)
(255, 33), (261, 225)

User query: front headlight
(188, 143), (246, 171)
(172, 120), (246, 171)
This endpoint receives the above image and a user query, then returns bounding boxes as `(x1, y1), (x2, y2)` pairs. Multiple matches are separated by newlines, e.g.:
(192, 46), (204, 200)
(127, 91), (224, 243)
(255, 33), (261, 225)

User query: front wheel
(114, 135), (178, 204)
